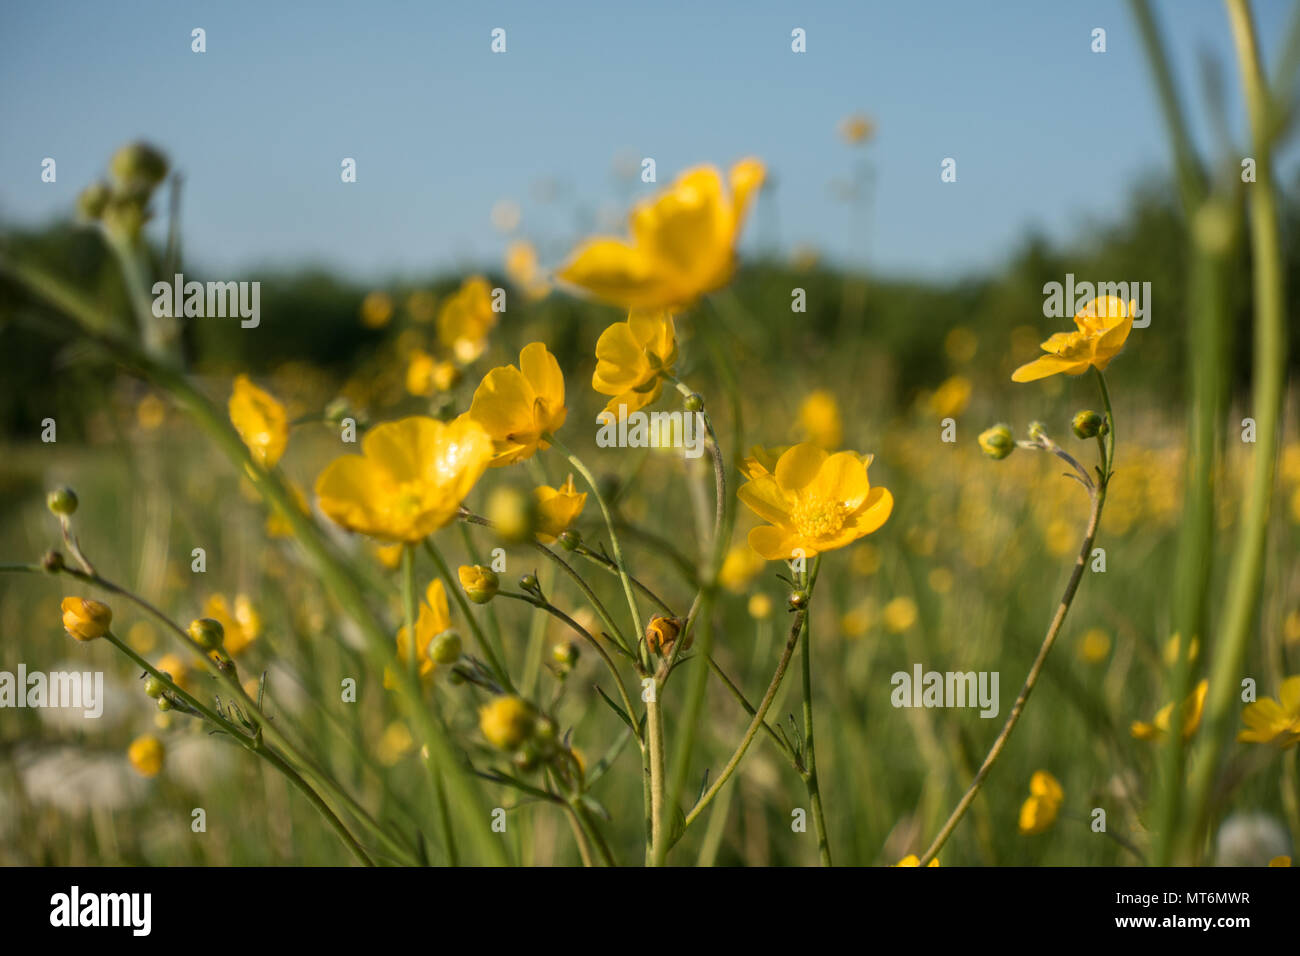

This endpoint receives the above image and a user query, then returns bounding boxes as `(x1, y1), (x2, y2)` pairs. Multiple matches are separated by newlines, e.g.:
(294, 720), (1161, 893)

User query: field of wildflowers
(1, 1), (1299, 870)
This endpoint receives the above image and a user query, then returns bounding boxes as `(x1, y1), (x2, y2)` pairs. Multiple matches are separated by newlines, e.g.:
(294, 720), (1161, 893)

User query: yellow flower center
(394, 481), (433, 516)
(791, 496), (849, 539)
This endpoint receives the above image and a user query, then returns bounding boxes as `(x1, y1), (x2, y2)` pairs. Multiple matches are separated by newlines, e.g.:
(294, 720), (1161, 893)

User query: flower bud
(512, 745), (539, 772)
(479, 695), (534, 750)
(518, 573), (540, 595)
(323, 397), (352, 425)
(684, 393), (705, 413)
(978, 424), (1015, 460)
(1027, 421), (1048, 441)
(645, 615), (690, 656)
(551, 641), (579, 668)
(157, 696), (174, 712)
(557, 529), (581, 552)
(458, 565), (499, 604)
(187, 617), (225, 650)
(486, 485), (538, 543)
(1072, 410), (1104, 440)
(429, 629), (462, 664)
(788, 589), (810, 611)
(76, 181), (112, 221)
(109, 142), (169, 192)
(61, 597), (112, 641)
(46, 486), (78, 516)
(42, 550), (65, 573)
(144, 674), (169, 699)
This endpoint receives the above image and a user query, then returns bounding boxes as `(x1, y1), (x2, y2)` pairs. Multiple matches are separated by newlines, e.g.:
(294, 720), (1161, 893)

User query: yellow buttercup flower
(1270, 856), (1292, 867)
(480, 695), (534, 750)
(438, 276), (497, 363)
(534, 474), (587, 544)
(229, 374), (288, 468)
(385, 579), (451, 687)
(1012, 295), (1135, 383)
(738, 443), (893, 561)
(557, 158), (766, 310)
(1131, 679), (1208, 741)
(738, 444), (790, 480)
(1018, 770), (1064, 835)
(894, 854), (939, 867)
(1237, 675), (1300, 747)
(202, 594), (263, 657)
(458, 564), (500, 604)
(127, 735), (165, 778)
(592, 311), (678, 414)
(798, 390), (843, 450)
(464, 342), (567, 466)
(61, 597), (112, 641)
(315, 416), (493, 541)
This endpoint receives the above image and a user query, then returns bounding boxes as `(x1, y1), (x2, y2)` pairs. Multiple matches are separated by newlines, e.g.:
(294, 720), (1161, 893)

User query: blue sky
(0, 0), (1294, 282)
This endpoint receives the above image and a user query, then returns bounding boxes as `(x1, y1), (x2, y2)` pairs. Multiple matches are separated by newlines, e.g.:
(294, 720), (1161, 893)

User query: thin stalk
(798, 557), (832, 866)
(919, 434), (1108, 865)
(1182, 0), (1288, 861)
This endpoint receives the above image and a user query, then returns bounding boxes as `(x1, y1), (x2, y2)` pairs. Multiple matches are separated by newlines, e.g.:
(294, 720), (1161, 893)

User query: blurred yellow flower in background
(505, 240), (551, 301)
(360, 290), (394, 329)
(376, 721), (416, 765)
(927, 375), (971, 418)
(136, 393), (167, 430)
(128, 735), (165, 778)
(838, 112), (876, 145)
(1018, 770), (1064, 835)
(747, 593), (773, 619)
(373, 542), (404, 570)
(154, 652), (191, 692)
(719, 543), (765, 593)
(1132, 679), (1208, 741)
(229, 375), (288, 468)
(203, 593), (262, 657)
(1163, 632), (1200, 667)
(315, 416), (493, 540)
(738, 443), (893, 560)
(385, 579), (451, 687)
(465, 342), (567, 466)
(438, 276), (498, 363)
(592, 311), (678, 414)
(557, 158), (765, 310)
(895, 854), (939, 867)
(798, 390), (843, 450)
(1078, 627), (1111, 663)
(1237, 676), (1300, 747)
(406, 349), (459, 397)
(944, 326), (978, 363)
(1012, 295), (1135, 382)
(534, 475), (586, 544)
(406, 289), (438, 324)
(882, 596), (918, 634)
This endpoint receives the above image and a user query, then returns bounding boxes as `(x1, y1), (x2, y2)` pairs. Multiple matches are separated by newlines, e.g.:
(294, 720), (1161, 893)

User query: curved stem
(919, 475), (1106, 865)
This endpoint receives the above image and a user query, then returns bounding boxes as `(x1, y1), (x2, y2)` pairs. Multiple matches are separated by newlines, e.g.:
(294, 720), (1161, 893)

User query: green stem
(1181, 0), (1288, 861)
(799, 558), (832, 866)
(423, 538), (514, 693)
(919, 443), (1108, 864)
(103, 631), (374, 866)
